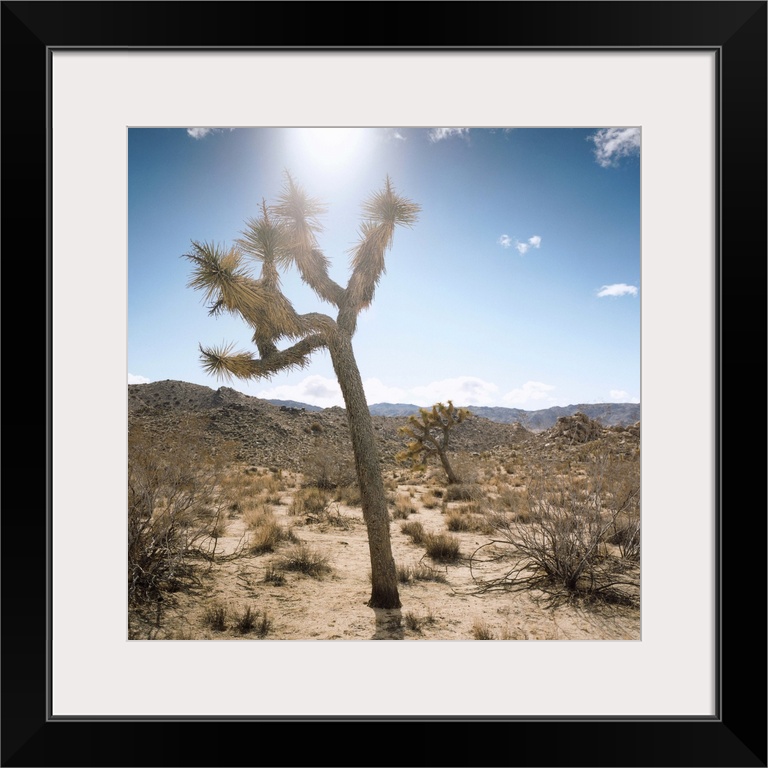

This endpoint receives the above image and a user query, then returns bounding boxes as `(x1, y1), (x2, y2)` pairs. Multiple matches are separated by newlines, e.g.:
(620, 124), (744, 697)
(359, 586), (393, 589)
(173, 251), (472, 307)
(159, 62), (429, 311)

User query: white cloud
(382, 128), (406, 141)
(128, 373), (150, 384)
(411, 377), (499, 407)
(187, 128), (214, 139)
(499, 234), (542, 254)
(186, 128), (235, 140)
(428, 128), (470, 143)
(597, 283), (638, 298)
(502, 381), (556, 406)
(610, 389), (640, 403)
(515, 235), (542, 255)
(256, 375), (343, 408)
(589, 127), (640, 167)
(362, 378), (406, 404)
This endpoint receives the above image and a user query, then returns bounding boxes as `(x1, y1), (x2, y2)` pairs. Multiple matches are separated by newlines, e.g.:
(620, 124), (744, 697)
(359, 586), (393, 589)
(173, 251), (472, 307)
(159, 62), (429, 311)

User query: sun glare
(287, 128), (375, 185)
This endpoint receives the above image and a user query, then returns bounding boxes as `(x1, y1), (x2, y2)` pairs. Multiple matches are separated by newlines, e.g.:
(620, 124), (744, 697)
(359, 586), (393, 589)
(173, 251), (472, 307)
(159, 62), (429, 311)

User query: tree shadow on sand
(370, 608), (404, 640)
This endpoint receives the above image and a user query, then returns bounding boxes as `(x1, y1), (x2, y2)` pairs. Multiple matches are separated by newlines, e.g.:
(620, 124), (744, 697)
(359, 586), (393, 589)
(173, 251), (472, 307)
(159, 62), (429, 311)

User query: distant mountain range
(129, 381), (640, 469)
(268, 399), (640, 430)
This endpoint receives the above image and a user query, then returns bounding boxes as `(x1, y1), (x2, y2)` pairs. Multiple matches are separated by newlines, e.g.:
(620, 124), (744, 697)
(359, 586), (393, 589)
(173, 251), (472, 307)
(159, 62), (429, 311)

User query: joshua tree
(396, 401), (470, 484)
(184, 172), (420, 609)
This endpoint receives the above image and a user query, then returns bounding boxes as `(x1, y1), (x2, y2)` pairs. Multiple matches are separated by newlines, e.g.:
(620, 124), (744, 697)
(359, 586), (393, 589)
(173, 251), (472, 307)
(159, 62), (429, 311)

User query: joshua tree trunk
(437, 448), (460, 485)
(328, 332), (401, 609)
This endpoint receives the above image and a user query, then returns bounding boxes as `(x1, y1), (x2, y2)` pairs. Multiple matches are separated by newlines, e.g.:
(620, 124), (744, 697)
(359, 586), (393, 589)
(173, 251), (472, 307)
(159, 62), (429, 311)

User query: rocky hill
(129, 380), (639, 471)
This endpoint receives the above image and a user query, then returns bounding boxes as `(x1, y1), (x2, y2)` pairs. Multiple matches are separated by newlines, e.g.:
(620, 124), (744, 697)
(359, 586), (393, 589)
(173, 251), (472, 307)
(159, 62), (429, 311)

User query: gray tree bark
(328, 332), (401, 609)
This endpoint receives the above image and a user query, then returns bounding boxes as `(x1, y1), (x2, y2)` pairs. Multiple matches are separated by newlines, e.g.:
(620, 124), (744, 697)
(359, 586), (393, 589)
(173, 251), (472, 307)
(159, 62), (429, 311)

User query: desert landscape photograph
(128, 126), (641, 641)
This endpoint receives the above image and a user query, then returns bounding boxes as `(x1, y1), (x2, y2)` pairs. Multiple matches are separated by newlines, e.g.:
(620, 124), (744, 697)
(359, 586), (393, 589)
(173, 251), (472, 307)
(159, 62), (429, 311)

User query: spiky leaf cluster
(183, 172), (420, 383)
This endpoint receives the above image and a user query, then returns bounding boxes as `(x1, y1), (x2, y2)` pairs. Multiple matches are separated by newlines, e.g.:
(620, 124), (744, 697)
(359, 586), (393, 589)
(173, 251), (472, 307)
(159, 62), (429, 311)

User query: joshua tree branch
(199, 334), (328, 381)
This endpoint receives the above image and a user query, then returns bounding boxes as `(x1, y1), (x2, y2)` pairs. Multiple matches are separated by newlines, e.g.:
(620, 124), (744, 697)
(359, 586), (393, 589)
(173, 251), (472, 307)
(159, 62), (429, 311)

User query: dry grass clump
(383, 474), (399, 491)
(471, 619), (496, 640)
(334, 484), (362, 507)
(203, 603), (272, 636)
(233, 606), (272, 636)
(392, 493), (417, 519)
(302, 445), (357, 490)
(263, 565), (287, 585)
(275, 543), (333, 579)
(222, 467), (283, 495)
(221, 468), (286, 510)
(420, 490), (440, 509)
(203, 603), (228, 632)
(424, 532), (461, 563)
(245, 506), (294, 554)
(444, 507), (492, 534)
(290, 487), (331, 517)
(443, 483), (485, 502)
(397, 562), (448, 584)
(404, 610), (437, 632)
(400, 520), (427, 545)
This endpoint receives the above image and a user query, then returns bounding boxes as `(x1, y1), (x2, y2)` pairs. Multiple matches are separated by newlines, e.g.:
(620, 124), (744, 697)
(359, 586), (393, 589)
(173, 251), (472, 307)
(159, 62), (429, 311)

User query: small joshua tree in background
(396, 401), (470, 484)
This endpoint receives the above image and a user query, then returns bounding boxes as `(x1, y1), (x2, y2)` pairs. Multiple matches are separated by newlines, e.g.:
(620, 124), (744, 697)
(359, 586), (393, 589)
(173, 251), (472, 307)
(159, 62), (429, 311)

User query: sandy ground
(129, 470), (640, 641)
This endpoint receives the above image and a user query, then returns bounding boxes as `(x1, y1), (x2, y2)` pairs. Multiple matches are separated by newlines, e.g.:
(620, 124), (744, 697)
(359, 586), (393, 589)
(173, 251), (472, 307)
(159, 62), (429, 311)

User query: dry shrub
(221, 467), (281, 496)
(246, 506), (292, 554)
(424, 533), (461, 563)
(276, 543), (332, 579)
(383, 475), (399, 491)
(263, 565), (286, 585)
(474, 457), (640, 605)
(472, 619), (496, 640)
(404, 612), (422, 632)
(221, 468), (286, 511)
(203, 604), (272, 636)
(420, 490), (440, 509)
(397, 562), (447, 584)
(302, 443), (357, 490)
(234, 606), (272, 636)
(392, 493), (417, 519)
(444, 483), (484, 502)
(335, 484), (362, 507)
(400, 520), (426, 545)
(444, 508), (492, 534)
(290, 487), (330, 517)
(607, 512), (641, 560)
(202, 603), (228, 632)
(128, 419), (234, 606)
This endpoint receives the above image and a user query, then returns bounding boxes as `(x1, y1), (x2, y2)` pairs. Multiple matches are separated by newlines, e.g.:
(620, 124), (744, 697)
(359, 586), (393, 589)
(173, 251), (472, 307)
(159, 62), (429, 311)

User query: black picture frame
(4, 2), (765, 766)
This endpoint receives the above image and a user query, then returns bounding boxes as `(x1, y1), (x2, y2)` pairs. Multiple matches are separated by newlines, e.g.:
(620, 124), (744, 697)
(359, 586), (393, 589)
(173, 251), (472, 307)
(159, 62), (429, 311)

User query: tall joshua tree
(184, 172), (420, 609)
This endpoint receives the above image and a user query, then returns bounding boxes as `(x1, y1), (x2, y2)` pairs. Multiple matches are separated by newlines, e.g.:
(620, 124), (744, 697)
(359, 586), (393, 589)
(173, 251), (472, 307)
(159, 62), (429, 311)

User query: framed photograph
(7, 1), (764, 765)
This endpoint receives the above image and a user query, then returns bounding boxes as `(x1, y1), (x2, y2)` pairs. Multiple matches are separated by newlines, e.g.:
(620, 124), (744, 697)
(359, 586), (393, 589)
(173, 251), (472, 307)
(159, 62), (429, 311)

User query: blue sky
(129, 127), (640, 409)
